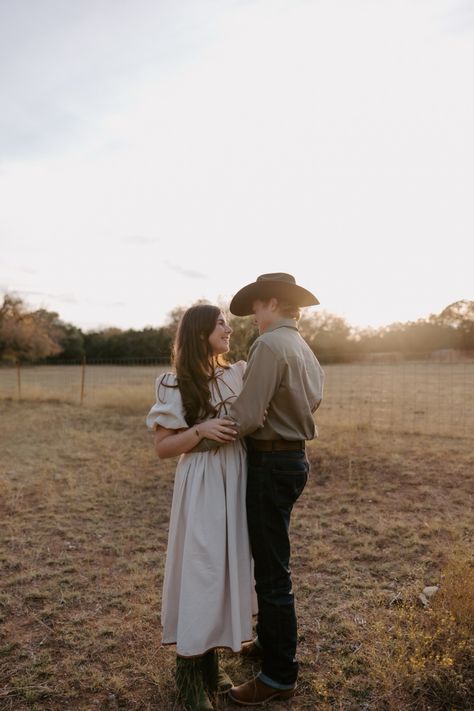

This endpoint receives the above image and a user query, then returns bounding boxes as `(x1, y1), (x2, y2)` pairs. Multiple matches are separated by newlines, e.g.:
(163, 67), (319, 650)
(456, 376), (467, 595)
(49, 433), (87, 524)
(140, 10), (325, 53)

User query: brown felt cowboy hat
(229, 273), (319, 316)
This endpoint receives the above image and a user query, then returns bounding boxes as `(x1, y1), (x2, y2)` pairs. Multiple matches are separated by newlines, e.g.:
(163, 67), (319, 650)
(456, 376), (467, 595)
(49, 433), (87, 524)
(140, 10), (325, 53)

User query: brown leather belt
(247, 438), (305, 452)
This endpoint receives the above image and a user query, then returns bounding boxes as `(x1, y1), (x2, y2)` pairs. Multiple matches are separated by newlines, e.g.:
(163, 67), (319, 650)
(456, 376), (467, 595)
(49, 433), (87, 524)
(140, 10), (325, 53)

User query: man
(227, 273), (325, 706)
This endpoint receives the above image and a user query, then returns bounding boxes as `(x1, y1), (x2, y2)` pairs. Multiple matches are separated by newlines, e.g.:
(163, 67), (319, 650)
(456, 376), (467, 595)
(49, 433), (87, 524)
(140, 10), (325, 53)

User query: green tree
(434, 300), (474, 349)
(227, 314), (258, 362)
(298, 310), (352, 362)
(55, 323), (85, 360)
(83, 326), (171, 361)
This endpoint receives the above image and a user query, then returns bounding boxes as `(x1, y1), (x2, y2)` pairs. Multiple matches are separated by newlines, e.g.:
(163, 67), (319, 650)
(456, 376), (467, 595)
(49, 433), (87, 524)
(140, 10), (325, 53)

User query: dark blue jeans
(246, 448), (309, 687)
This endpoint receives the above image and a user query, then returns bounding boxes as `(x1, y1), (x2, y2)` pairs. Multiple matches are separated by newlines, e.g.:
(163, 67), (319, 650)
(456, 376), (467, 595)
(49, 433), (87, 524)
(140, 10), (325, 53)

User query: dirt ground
(0, 400), (473, 710)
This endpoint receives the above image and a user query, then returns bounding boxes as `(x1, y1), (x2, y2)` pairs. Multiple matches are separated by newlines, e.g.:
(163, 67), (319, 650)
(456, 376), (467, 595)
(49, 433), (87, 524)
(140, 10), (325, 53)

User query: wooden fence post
(16, 360), (21, 401)
(80, 356), (86, 405)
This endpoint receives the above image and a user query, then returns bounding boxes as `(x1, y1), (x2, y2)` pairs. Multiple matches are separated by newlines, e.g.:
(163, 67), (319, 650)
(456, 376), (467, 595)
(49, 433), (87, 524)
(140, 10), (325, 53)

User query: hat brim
(229, 281), (319, 316)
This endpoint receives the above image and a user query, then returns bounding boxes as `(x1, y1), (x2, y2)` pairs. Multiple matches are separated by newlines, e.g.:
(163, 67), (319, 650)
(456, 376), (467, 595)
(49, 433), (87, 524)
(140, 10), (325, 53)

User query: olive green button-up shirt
(229, 319), (325, 441)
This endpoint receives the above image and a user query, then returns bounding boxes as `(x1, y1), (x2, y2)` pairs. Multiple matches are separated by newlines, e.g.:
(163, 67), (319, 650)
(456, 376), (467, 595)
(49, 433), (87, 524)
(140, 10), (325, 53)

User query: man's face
(252, 299), (277, 334)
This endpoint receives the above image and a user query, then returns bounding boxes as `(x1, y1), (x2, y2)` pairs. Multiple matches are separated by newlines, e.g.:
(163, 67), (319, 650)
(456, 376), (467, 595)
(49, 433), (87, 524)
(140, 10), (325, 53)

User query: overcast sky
(1, 0), (473, 331)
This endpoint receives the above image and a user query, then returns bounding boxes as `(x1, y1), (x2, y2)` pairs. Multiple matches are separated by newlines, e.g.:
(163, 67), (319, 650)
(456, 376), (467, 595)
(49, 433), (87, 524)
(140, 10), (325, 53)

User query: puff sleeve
(146, 373), (188, 431)
(235, 360), (246, 376)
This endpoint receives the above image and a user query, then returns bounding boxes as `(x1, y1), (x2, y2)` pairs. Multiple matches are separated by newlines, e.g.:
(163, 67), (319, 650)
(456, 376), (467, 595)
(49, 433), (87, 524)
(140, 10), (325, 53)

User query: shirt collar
(264, 318), (299, 334)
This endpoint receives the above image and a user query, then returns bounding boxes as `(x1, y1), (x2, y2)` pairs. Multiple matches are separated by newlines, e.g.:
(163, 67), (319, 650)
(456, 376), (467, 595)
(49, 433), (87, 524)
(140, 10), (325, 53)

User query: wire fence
(1, 358), (473, 439)
(319, 359), (473, 438)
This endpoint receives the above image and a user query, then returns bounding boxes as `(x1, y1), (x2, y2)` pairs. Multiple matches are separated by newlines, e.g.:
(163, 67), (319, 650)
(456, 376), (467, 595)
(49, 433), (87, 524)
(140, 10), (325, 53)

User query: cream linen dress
(146, 361), (256, 657)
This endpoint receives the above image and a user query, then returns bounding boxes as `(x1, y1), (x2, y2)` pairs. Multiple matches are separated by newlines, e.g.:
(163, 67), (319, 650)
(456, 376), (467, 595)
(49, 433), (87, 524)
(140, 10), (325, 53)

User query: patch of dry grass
(0, 401), (473, 710)
(357, 560), (474, 710)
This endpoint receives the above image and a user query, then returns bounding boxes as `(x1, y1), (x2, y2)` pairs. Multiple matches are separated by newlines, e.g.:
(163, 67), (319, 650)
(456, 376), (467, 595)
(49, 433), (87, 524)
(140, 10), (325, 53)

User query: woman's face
(208, 312), (232, 355)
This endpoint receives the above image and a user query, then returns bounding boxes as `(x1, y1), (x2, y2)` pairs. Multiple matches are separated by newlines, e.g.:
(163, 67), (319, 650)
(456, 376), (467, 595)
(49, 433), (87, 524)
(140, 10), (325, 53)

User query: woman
(146, 304), (255, 711)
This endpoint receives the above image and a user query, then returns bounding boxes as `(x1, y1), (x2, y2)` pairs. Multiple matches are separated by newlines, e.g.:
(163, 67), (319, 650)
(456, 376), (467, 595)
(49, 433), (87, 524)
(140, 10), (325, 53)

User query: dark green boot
(175, 655), (214, 711)
(202, 649), (233, 694)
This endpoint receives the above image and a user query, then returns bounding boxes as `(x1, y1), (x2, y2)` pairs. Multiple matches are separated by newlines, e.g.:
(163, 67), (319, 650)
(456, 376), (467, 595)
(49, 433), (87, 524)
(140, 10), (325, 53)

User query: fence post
(16, 360), (21, 400)
(16, 360), (21, 401)
(80, 356), (86, 405)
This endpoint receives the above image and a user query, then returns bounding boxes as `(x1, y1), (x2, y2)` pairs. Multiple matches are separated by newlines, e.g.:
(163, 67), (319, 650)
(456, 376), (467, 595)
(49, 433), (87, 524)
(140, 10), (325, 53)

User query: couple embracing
(146, 273), (325, 710)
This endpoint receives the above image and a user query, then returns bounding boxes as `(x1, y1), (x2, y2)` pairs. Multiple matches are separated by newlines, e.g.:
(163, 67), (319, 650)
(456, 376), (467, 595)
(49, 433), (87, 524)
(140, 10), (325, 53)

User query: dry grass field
(1, 366), (473, 710)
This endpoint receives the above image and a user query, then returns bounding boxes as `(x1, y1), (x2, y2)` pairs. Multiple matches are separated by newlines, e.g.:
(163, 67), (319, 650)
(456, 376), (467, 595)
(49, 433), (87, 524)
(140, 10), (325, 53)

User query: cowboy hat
(229, 273), (319, 316)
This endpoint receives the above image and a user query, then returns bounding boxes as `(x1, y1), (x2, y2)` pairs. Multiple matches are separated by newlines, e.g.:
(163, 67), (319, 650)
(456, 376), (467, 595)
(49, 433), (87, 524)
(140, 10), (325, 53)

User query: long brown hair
(172, 304), (228, 426)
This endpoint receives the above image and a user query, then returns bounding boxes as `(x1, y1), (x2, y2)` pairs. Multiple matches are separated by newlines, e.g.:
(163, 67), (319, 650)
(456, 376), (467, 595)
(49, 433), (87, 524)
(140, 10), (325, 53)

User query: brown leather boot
(240, 640), (263, 660)
(229, 676), (296, 705)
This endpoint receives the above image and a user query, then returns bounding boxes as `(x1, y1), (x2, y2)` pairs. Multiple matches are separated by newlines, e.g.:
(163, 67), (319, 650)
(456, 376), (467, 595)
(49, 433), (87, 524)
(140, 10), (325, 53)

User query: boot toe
(229, 677), (296, 705)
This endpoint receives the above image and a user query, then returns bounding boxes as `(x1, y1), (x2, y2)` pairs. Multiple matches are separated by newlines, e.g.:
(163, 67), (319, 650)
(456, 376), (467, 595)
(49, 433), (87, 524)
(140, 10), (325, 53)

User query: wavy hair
(172, 304), (229, 426)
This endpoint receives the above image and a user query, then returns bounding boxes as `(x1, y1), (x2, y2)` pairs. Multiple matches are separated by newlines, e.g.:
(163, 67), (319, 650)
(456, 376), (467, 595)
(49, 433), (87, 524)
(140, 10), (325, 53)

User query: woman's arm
(154, 418), (238, 459)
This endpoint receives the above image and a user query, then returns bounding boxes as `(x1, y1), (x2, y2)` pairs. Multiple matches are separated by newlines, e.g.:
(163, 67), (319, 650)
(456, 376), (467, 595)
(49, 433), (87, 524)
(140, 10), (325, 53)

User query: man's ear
(269, 297), (279, 312)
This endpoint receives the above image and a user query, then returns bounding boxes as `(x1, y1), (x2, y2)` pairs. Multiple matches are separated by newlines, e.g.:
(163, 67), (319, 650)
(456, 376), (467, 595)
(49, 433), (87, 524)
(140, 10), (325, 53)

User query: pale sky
(1, 0), (473, 331)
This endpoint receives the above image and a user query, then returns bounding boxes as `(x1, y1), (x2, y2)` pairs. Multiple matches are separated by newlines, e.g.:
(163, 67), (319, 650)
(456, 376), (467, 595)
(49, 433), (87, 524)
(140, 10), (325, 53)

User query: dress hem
(161, 639), (254, 658)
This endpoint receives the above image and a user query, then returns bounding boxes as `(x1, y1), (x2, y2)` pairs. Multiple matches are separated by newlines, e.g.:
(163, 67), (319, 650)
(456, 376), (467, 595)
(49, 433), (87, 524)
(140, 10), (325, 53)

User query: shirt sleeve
(229, 339), (282, 437)
(311, 362), (325, 413)
(145, 373), (188, 431)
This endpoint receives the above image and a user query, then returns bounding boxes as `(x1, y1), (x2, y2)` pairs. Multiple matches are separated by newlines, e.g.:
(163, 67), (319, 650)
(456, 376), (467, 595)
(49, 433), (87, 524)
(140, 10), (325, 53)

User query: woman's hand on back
(198, 418), (238, 442)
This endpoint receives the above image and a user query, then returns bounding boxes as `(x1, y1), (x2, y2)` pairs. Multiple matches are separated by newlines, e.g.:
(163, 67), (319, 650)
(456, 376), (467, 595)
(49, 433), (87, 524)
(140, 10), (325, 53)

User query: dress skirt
(147, 362), (256, 657)
(161, 440), (255, 656)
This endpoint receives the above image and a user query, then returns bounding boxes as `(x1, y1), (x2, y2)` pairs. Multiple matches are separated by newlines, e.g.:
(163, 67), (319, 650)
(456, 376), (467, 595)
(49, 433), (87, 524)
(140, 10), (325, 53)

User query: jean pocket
(271, 469), (308, 508)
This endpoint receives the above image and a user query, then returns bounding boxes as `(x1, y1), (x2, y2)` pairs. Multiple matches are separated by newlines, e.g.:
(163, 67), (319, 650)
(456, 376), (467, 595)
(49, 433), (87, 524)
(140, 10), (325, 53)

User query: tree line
(1, 293), (473, 365)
